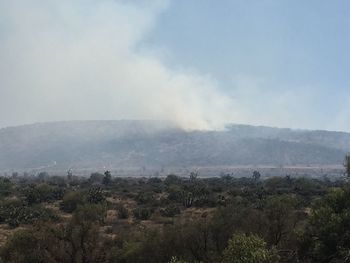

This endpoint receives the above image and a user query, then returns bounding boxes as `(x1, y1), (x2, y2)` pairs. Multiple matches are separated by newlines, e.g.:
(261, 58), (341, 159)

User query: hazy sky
(1, 0), (350, 131)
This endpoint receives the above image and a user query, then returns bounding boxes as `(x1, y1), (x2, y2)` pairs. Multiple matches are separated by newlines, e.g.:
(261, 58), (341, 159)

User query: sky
(0, 0), (350, 131)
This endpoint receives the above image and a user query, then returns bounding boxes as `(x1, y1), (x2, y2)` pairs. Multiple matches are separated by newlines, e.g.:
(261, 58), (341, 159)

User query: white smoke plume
(0, 0), (238, 130)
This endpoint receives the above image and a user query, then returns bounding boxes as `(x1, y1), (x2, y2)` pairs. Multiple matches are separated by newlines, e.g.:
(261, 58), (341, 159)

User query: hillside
(0, 120), (348, 174)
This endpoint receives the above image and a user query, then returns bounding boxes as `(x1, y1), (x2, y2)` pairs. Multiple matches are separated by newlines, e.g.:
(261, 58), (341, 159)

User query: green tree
(299, 186), (350, 262)
(222, 233), (278, 263)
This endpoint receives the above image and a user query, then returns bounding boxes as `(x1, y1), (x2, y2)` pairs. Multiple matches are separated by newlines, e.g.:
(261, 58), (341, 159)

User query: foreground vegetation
(0, 164), (349, 262)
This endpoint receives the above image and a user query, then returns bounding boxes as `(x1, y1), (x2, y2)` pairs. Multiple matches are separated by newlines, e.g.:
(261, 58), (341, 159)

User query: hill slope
(0, 120), (348, 171)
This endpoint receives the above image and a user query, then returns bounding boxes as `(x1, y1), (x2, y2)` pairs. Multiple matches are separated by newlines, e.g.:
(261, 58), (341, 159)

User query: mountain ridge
(0, 120), (348, 173)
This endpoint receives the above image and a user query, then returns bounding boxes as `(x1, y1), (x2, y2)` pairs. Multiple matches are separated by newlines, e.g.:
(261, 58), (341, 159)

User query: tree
(0, 177), (13, 197)
(164, 174), (182, 186)
(222, 233), (279, 263)
(181, 190), (194, 208)
(67, 169), (73, 181)
(87, 187), (105, 204)
(299, 187), (350, 262)
(180, 218), (212, 262)
(37, 172), (49, 181)
(264, 195), (298, 246)
(89, 172), (104, 184)
(0, 216), (105, 263)
(189, 171), (198, 182)
(0, 228), (51, 263)
(24, 184), (55, 205)
(252, 171), (261, 181)
(103, 170), (112, 186)
(345, 155), (350, 178)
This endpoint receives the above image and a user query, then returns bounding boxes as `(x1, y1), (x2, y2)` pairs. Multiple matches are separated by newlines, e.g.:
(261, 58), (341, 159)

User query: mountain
(0, 120), (348, 174)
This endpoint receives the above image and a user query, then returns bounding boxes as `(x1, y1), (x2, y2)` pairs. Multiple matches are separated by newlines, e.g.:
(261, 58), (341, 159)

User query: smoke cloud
(0, 0), (238, 130)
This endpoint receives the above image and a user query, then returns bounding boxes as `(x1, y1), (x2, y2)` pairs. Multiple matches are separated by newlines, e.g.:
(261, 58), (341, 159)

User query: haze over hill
(0, 120), (348, 176)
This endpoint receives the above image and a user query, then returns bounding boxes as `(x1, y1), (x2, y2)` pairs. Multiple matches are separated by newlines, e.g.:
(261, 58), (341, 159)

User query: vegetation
(0, 167), (348, 262)
(222, 233), (278, 263)
(345, 154), (350, 178)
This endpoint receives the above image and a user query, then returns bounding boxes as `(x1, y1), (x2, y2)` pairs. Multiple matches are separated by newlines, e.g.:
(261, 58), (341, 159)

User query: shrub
(24, 184), (61, 205)
(133, 208), (152, 220)
(0, 229), (46, 262)
(116, 204), (129, 219)
(60, 191), (85, 213)
(148, 177), (162, 185)
(299, 187), (350, 262)
(222, 233), (279, 263)
(164, 175), (182, 186)
(136, 192), (154, 205)
(0, 177), (13, 197)
(168, 257), (188, 263)
(0, 200), (57, 228)
(87, 187), (105, 204)
(160, 204), (181, 217)
(89, 172), (104, 184)
(73, 203), (106, 223)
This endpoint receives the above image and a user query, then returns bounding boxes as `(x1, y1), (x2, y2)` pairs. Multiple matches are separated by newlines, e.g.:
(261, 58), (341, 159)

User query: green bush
(299, 187), (350, 262)
(222, 233), (279, 263)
